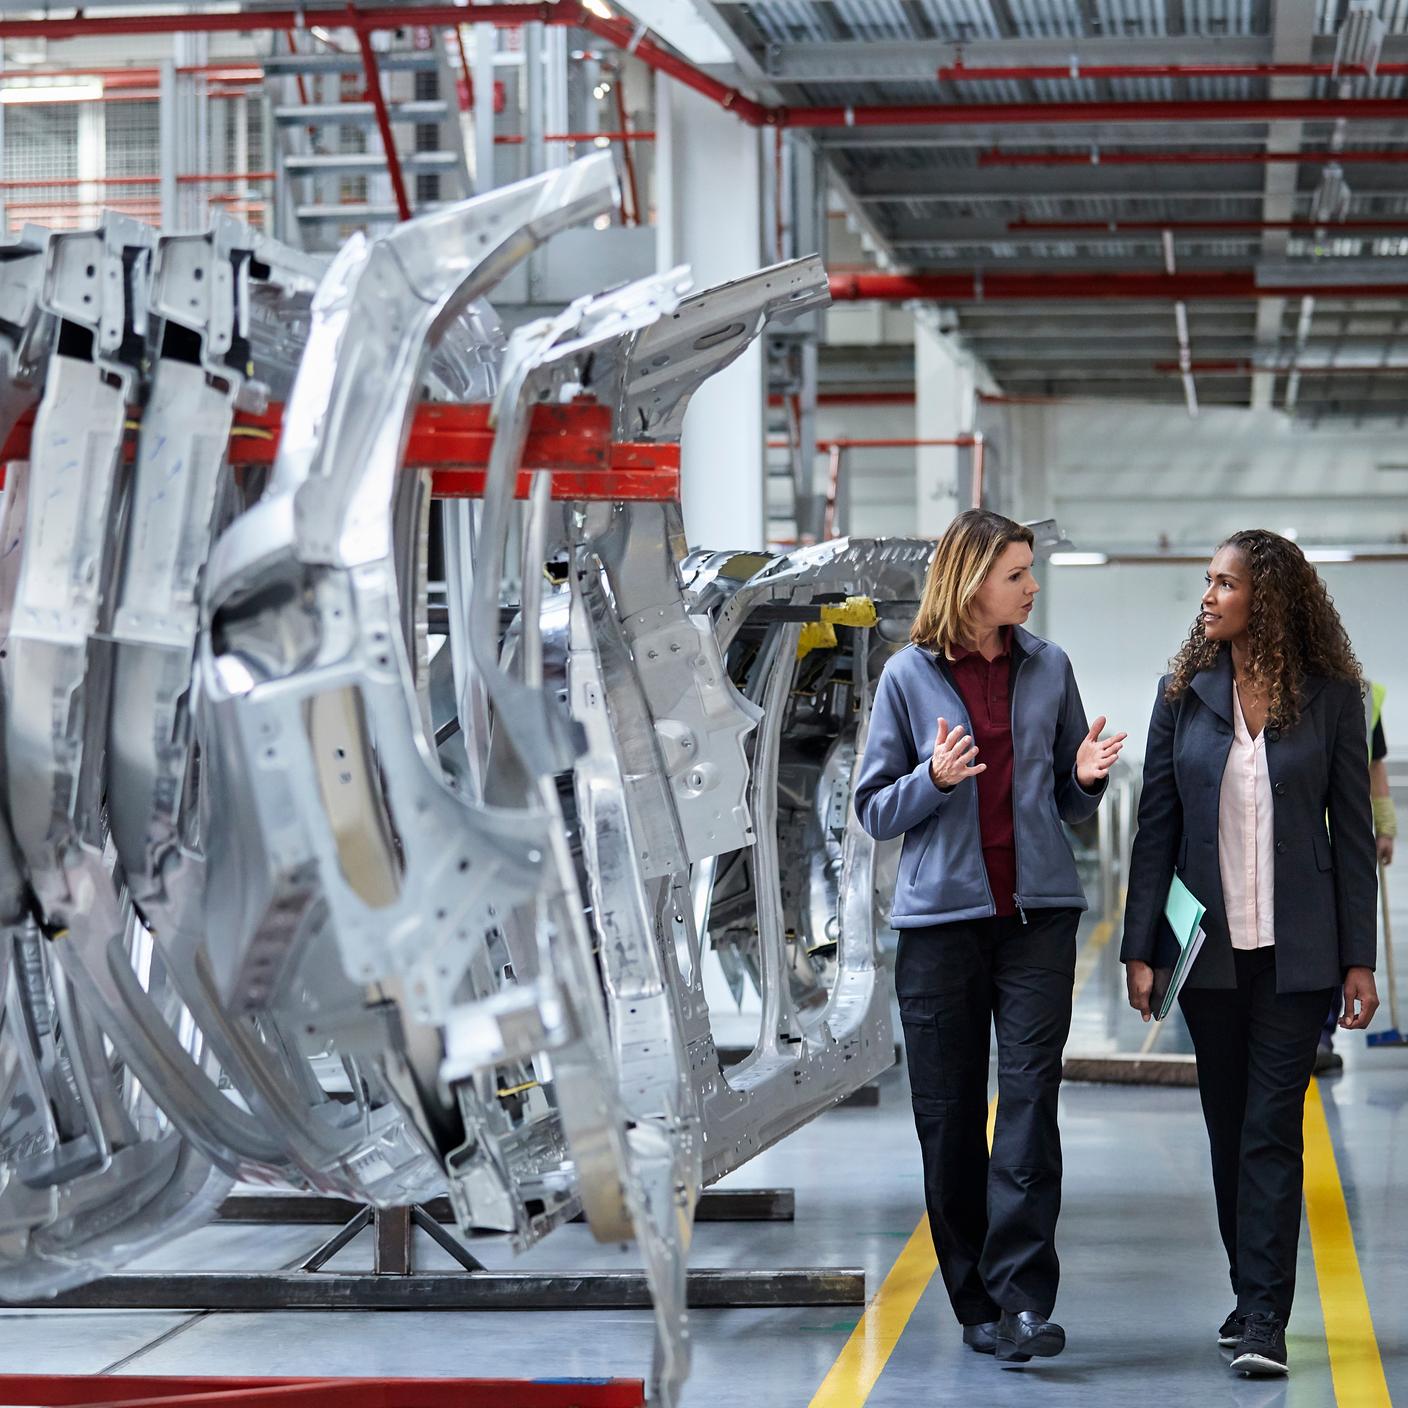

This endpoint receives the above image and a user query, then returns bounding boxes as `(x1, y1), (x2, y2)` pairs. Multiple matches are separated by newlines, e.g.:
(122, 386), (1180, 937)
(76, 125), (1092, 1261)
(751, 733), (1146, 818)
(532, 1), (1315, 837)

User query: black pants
(895, 907), (1078, 1325)
(1180, 948), (1337, 1322)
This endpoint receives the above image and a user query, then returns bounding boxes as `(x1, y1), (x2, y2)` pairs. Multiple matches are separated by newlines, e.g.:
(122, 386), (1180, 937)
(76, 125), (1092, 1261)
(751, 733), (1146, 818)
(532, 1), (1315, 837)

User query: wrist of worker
(1373, 794), (1398, 840)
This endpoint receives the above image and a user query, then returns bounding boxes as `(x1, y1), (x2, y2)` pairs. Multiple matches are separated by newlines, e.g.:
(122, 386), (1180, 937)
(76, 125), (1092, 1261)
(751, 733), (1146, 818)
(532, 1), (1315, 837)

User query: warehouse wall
(983, 397), (1408, 549)
(991, 397), (1408, 755)
(1046, 560), (1408, 767)
(814, 401), (918, 538)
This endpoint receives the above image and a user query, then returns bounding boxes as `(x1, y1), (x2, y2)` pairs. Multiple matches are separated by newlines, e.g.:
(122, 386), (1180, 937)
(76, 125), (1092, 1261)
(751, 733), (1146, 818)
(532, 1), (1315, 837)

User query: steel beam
(828, 270), (1408, 301)
(216, 1188), (798, 1224)
(761, 35), (1408, 83)
(10, 1268), (866, 1310)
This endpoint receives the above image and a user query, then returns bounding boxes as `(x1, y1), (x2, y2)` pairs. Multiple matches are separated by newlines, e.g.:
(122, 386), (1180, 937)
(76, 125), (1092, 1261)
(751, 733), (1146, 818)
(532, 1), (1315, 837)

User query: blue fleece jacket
(853, 626), (1106, 926)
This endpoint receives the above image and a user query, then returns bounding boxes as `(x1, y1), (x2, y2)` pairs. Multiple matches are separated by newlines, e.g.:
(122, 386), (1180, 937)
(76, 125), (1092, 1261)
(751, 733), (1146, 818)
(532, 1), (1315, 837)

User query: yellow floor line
(1303, 1078), (1392, 1407)
(806, 1095), (996, 1408)
(808, 911), (1118, 1407)
(1070, 917), (1116, 1008)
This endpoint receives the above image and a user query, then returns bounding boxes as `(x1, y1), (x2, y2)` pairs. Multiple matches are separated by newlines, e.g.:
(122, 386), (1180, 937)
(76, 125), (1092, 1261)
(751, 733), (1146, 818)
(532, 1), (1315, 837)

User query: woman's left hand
(1076, 716), (1129, 789)
(1339, 967), (1380, 1031)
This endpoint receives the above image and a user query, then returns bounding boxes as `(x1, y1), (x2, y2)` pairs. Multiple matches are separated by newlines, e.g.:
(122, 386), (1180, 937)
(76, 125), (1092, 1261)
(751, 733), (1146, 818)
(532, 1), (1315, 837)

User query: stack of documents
(1158, 874), (1207, 1020)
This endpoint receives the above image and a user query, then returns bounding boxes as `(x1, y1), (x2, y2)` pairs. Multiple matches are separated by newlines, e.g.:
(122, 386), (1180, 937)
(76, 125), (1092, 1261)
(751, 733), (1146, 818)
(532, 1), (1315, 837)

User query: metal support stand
(216, 1187), (796, 1227)
(298, 1203), (486, 1275)
(9, 1190), (862, 1311)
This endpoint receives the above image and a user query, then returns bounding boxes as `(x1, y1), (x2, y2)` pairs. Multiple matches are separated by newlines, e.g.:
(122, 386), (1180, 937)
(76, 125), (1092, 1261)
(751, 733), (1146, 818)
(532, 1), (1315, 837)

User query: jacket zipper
(1010, 648), (1029, 925)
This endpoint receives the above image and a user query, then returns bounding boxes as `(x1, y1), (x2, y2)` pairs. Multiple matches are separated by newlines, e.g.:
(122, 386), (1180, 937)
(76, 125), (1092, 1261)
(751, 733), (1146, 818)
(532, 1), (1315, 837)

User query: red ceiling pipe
(0, 3), (774, 127)
(1009, 217), (1408, 232)
(0, 175), (159, 189)
(939, 61), (1408, 81)
(0, 5), (513, 40)
(177, 171), (276, 184)
(769, 391), (919, 406)
(571, 10), (770, 124)
(494, 131), (656, 144)
(828, 270), (1408, 301)
(781, 97), (1408, 128)
(11, 5), (1408, 132)
(982, 148), (1408, 166)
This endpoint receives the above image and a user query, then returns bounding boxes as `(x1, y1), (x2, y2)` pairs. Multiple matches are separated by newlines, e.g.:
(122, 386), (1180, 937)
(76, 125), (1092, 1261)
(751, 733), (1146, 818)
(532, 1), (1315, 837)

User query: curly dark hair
(1165, 529), (1362, 730)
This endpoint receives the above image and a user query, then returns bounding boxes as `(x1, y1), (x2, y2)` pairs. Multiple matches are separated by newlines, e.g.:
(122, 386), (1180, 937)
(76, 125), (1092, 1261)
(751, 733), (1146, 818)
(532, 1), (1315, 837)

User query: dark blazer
(1120, 651), (1377, 993)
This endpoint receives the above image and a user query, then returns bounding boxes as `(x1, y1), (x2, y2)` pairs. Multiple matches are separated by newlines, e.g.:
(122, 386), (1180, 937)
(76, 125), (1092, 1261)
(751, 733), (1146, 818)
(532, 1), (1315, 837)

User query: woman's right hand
(1126, 960), (1155, 1022)
(929, 716), (986, 791)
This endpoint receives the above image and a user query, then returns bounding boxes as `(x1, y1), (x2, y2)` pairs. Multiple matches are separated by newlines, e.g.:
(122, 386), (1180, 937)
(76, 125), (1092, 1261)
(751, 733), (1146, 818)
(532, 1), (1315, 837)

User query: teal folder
(1157, 874), (1207, 1021)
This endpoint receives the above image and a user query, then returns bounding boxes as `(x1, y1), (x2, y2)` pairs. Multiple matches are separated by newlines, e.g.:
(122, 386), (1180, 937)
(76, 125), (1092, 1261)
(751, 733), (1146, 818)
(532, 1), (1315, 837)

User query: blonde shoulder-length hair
(910, 509), (1035, 659)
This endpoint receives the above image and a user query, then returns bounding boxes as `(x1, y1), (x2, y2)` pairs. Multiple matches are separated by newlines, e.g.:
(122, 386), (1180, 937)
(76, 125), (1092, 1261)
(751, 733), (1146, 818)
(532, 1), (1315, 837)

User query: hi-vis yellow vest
(1366, 680), (1387, 762)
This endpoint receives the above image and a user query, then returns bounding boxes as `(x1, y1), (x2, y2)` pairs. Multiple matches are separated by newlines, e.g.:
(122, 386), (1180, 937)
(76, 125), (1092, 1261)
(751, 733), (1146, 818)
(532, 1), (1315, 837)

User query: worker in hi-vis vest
(1316, 680), (1397, 1073)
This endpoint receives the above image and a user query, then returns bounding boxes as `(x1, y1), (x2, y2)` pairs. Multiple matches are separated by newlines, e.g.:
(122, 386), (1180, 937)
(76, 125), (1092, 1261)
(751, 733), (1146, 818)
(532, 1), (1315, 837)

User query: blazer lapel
(1190, 651), (1234, 726)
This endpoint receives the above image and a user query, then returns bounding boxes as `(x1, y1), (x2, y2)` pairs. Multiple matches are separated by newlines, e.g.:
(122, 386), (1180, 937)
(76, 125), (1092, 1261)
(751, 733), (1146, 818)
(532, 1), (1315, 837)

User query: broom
(1366, 861), (1407, 1047)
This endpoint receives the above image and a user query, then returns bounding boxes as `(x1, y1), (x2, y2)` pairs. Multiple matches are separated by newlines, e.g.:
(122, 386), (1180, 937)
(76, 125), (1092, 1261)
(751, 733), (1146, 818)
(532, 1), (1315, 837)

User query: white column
(656, 73), (764, 551)
(914, 314), (976, 537)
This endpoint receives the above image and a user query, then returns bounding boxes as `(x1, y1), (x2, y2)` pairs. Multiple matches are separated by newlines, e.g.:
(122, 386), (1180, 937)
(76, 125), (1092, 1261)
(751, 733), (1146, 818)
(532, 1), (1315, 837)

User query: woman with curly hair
(1120, 529), (1379, 1378)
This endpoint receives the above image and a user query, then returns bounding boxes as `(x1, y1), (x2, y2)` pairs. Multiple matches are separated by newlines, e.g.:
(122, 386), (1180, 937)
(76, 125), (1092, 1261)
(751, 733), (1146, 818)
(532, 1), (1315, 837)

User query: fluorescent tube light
(1, 81), (103, 105)
(1047, 551), (1109, 567)
(1304, 549), (1356, 563)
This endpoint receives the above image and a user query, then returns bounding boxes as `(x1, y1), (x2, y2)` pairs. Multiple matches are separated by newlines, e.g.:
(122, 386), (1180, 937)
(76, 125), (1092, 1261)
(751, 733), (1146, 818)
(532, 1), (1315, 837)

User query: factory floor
(2, 904), (1404, 1408)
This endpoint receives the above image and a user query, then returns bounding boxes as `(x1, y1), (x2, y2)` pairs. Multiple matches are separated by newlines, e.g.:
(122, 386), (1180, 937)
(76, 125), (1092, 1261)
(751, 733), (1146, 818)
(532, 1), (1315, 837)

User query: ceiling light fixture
(1047, 552), (1109, 567)
(0, 80), (102, 104)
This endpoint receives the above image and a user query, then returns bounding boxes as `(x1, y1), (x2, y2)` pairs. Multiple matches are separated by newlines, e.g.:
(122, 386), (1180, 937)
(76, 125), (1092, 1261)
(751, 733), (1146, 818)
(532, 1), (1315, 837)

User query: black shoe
(962, 1322), (998, 1354)
(1218, 1309), (1244, 1346)
(1314, 1045), (1344, 1075)
(1230, 1313), (1288, 1376)
(994, 1310), (1066, 1364)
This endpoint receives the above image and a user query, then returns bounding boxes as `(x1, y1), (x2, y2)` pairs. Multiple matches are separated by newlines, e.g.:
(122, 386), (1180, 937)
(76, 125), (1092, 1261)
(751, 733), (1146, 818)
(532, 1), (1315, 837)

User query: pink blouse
(1219, 687), (1276, 950)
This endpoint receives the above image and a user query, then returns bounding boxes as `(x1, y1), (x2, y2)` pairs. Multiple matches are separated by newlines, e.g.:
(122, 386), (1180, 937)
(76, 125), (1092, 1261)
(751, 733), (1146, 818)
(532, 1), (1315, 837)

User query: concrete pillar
(914, 315), (977, 537)
(655, 73), (764, 551)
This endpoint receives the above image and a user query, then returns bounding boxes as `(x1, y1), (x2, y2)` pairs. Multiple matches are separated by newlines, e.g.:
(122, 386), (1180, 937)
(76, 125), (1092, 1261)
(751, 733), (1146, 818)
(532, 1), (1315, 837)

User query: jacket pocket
(1312, 829), (1333, 872)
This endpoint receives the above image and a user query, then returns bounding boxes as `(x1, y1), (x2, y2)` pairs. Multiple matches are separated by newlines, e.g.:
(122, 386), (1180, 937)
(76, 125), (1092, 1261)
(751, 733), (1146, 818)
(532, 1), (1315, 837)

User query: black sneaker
(1218, 1309), (1244, 1346)
(1314, 1045), (1344, 1075)
(994, 1310), (1066, 1364)
(1230, 1312), (1288, 1375)
(962, 1321), (998, 1354)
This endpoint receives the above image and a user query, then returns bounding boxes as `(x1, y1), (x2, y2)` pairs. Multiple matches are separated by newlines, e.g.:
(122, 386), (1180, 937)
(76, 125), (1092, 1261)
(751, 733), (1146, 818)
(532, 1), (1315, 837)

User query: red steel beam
(827, 270), (1408, 301)
(0, 402), (680, 502)
(767, 391), (917, 406)
(354, 25), (411, 222)
(983, 147), (1408, 166)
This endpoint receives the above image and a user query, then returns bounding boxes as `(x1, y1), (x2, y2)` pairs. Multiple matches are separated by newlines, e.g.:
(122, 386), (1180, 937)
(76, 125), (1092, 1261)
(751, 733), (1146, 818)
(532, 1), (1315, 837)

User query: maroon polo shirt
(948, 629), (1017, 917)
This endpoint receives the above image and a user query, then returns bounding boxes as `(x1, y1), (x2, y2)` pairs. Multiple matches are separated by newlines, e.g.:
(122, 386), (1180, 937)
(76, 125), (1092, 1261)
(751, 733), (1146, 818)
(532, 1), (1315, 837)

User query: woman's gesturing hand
(1077, 715), (1128, 788)
(1339, 966), (1380, 1031)
(929, 716), (986, 791)
(1126, 960), (1155, 1022)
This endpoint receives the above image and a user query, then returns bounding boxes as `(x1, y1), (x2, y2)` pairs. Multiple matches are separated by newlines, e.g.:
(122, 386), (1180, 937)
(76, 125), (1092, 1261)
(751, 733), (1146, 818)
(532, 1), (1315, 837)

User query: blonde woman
(854, 509), (1124, 1365)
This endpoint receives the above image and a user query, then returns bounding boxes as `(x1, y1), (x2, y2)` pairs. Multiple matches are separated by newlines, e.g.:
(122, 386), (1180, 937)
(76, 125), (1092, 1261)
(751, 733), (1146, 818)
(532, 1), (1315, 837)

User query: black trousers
(895, 907), (1078, 1325)
(1180, 948), (1337, 1322)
